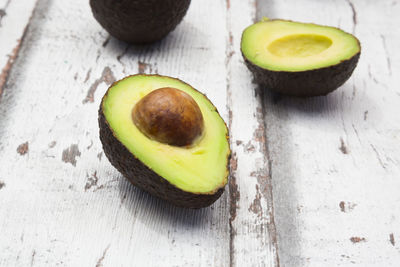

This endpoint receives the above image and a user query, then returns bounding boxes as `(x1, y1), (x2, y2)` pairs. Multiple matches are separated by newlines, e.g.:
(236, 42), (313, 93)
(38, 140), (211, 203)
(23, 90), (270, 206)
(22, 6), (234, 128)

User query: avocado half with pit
(241, 19), (361, 96)
(99, 74), (230, 208)
(90, 0), (191, 44)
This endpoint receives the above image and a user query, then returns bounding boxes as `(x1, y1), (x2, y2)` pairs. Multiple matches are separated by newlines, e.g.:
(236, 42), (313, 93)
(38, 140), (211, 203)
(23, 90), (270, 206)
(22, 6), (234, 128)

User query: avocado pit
(132, 87), (204, 147)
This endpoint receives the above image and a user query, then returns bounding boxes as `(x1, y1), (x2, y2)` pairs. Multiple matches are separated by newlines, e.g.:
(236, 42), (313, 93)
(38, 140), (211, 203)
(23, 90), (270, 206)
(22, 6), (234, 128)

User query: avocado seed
(132, 87), (204, 147)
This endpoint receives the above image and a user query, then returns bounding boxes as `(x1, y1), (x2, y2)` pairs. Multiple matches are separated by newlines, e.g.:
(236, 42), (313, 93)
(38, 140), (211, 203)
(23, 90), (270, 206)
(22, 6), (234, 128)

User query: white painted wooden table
(1, 0), (399, 266)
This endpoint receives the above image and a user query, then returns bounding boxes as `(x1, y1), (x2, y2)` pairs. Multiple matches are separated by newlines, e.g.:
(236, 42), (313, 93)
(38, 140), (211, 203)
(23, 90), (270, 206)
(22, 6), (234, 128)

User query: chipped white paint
(0, 0), (38, 92)
(258, 0), (400, 266)
(226, 0), (279, 266)
(1, 0), (400, 266)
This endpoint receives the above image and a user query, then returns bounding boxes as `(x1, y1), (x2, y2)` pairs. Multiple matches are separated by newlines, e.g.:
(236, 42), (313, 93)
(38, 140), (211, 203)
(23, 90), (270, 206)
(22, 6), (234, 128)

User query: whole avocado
(90, 0), (191, 44)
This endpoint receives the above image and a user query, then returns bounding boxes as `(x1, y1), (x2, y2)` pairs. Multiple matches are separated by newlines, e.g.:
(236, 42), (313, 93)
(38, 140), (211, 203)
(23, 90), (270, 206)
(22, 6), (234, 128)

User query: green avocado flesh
(241, 20), (360, 72)
(102, 75), (230, 194)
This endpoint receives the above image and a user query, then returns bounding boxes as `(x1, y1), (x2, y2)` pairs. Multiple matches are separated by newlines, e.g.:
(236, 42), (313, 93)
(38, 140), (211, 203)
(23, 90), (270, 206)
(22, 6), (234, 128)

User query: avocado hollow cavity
(267, 34), (333, 58)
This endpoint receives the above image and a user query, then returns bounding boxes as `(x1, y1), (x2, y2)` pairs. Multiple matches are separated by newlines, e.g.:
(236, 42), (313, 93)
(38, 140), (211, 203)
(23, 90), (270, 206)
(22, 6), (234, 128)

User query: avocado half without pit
(99, 74), (231, 208)
(90, 0), (191, 44)
(241, 19), (361, 96)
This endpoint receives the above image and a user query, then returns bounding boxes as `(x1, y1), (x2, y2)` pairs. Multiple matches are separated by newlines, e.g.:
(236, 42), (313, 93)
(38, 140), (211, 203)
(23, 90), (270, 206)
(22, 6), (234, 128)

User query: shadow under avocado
(265, 81), (378, 127)
(103, 20), (206, 66)
(116, 174), (223, 231)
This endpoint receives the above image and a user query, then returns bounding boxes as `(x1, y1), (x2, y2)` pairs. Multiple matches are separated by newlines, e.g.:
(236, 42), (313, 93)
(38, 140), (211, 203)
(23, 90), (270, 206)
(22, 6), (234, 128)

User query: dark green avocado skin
(90, 0), (191, 44)
(98, 75), (229, 209)
(243, 52), (360, 97)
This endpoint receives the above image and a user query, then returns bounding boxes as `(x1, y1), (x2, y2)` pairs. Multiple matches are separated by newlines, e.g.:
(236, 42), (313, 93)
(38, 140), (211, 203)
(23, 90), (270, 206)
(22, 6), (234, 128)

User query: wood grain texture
(227, 0), (279, 266)
(258, 0), (400, 266)
(0, 0), (38, 97)
(2, 0), (399, 266)
(0, 0), (277, 266)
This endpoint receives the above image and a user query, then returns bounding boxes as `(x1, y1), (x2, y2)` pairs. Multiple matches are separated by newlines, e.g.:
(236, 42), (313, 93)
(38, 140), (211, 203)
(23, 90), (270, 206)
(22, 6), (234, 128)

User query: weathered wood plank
(227, 0), (279, 266)
(258, 0), (400, 266)
(0, 0), (38, 97)
(0, 0), (233, 266)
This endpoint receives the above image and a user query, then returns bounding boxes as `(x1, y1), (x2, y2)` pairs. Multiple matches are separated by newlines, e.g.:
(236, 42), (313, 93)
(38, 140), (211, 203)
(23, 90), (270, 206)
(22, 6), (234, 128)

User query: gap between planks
(0, 0), (39, 99)
(226, 0), (280, 266)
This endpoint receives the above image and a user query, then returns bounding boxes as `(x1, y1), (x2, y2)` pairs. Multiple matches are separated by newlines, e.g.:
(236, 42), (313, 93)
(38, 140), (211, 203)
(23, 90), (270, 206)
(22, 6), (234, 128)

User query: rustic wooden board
(1, 0), (400, 266)
(0, 0), (277, 266)
(258, 0), (400, 266)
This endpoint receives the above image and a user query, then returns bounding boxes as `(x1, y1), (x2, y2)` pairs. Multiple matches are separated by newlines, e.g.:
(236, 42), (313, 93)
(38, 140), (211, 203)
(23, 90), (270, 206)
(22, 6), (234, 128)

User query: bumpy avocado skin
(98, 76), (229, 208)
(90, 0), (191, 44)
(243, 52), (360, 97)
